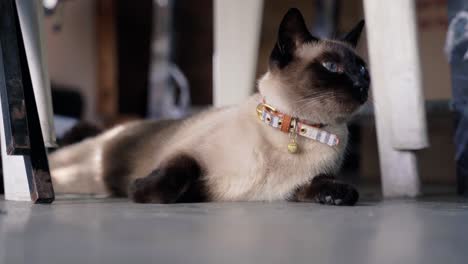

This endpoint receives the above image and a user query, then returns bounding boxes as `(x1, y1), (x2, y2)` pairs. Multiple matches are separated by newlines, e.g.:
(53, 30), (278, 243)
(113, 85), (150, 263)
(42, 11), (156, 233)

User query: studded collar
(256, 100), (339, 150)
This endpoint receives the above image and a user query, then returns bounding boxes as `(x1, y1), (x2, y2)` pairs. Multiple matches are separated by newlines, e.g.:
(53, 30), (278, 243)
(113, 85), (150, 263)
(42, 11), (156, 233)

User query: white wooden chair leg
(214, 0), (264, 106)
(363, 0), (429, 197)
(374, 114), (421, 197)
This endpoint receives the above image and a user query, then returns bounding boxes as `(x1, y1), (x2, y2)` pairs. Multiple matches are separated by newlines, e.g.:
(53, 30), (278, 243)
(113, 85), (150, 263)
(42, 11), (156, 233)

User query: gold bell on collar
(288, 131), (299, 154)
(288, 140), (298, 154)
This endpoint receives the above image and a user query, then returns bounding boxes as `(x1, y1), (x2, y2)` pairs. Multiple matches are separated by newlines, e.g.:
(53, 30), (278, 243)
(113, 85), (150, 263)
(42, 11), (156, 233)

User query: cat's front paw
(315, 182), (359, 206)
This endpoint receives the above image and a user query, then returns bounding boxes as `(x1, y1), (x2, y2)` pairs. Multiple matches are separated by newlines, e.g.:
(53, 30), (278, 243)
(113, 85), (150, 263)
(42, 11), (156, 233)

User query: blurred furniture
(97, 0), (118, 122)
(116, 0), (153, 118)
(173, 0), (213, 106)
(447, 0), (468, 195)
(364, 0), (428, 197)
(0, 0), (55, 203)
(51, 87), (84, 119)
(147, 0), (190, 120)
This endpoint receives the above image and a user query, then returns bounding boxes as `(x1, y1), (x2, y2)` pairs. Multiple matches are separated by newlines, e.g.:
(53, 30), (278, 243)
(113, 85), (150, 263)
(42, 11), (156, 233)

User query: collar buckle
(256, 103), (276, 119)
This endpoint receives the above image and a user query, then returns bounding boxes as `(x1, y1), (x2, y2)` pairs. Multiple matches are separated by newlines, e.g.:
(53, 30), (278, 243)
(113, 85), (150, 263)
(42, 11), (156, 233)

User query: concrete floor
(1, 196), (468, 264)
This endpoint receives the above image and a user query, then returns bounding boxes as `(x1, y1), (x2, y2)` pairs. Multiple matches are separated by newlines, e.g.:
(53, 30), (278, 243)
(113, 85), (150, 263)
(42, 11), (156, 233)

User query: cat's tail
(58, 122), (103, 147)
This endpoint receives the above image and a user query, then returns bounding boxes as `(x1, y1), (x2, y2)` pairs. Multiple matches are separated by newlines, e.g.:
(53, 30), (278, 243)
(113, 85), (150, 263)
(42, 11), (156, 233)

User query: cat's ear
(270, 8), (319, 68)
(341, 20), (365, 48)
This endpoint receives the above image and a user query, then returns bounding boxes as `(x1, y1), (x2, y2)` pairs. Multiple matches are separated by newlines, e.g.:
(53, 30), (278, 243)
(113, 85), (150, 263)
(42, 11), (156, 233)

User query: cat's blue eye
(322, 61), (339, 73)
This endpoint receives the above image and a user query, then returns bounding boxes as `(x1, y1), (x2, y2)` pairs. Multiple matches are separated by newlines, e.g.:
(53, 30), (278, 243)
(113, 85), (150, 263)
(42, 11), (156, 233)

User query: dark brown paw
(128, 176), (166, 203)
(315, 183), (359, 206)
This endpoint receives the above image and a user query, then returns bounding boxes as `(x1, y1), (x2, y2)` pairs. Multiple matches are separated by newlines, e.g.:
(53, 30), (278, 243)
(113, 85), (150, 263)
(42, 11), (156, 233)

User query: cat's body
(51, 92), (348, 201)
(50, 8), (369, 205)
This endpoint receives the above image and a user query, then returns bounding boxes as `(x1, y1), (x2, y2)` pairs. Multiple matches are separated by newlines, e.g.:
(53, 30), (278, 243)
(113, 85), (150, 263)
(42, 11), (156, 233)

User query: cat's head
(258, 8), (370, 125)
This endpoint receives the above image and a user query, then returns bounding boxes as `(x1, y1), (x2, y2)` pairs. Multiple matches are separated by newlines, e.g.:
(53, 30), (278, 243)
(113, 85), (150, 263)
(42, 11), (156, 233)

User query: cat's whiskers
(293, 92), (338, 113)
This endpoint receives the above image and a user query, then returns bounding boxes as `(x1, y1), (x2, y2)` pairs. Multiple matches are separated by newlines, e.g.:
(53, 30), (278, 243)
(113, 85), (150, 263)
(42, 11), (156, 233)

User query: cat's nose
(353, 80), (368, 89)
(353, 81), (369, 104)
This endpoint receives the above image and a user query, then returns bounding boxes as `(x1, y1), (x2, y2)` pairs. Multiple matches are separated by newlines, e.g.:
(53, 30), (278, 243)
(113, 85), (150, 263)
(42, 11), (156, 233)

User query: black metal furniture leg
(0, 0), (54, 203)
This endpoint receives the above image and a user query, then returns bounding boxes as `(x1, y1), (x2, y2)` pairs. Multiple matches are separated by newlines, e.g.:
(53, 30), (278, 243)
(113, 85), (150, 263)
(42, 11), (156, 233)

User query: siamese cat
(50, 8), (370, 205)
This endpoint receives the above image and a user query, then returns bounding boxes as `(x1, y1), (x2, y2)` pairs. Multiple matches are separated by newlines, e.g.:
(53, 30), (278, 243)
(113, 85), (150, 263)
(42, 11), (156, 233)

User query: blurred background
(0, 0), (456, 194)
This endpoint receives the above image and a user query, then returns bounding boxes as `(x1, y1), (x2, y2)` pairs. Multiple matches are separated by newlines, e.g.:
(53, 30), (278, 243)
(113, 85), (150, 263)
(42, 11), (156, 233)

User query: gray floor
(1, 196), (468, 264)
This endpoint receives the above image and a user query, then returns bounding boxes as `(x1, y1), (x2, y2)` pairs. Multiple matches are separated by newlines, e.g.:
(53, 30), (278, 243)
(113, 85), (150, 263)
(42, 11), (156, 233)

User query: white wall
(44, 0), (97, 122)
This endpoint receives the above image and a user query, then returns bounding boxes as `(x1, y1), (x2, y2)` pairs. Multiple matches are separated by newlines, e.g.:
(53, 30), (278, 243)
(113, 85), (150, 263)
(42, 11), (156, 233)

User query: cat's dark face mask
(268, 8), (370, 123)
(310, 42), (370, 105)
